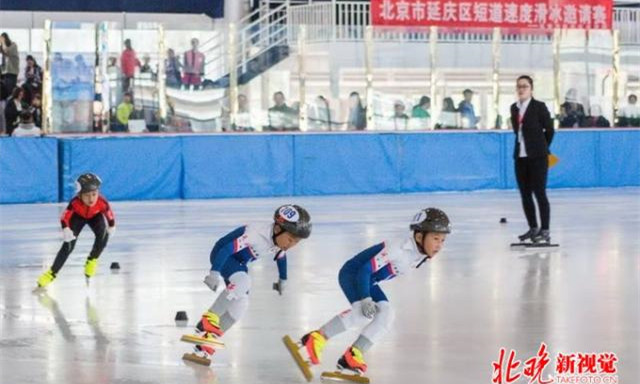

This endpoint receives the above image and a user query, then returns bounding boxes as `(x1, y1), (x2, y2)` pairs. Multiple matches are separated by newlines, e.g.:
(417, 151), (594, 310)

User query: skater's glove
(361, 297), (377, 319)
(273, 279), (286, 296)
(107, 226), (116, 237)
(62, 227), (76, 243)
(204, 271), (223, 292)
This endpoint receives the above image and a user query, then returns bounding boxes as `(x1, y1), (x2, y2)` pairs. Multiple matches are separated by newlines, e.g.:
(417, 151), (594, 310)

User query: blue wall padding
(1, 130), (638, 204)
(182, 135), (294, 199)
(0, 138), (59, 203)
(59, 136), (182, 201)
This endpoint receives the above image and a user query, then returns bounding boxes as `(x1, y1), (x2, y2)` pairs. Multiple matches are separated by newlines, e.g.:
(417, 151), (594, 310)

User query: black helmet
(410, 208), (451, 234)
(75, 173), (102, 194)
(274, 204), (312, 239)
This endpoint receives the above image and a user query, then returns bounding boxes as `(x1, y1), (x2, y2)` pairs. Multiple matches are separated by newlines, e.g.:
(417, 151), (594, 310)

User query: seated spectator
(581, 105), (610, 128)
(435, 97), (459, 129)
(411, 96), (431, 119)
(267, 91), (298, 131)
(31, 93), (42, 128)
(559, 88), (586, 128)
(24, 55), (43, 104)
(392, 100), (409, 130)
(458, 89), (479, 128)
(231, 94), (253, 131)
(308, 95), (332, 130)
(165, 48), (182, 88)
(618, 94), (640, 127)
(114, 92), (134, 132)
(347, 91), (366, 130)
(12, 110), (42, 137)
(140, 56), (156, 80)
(4, 87), (25, 136)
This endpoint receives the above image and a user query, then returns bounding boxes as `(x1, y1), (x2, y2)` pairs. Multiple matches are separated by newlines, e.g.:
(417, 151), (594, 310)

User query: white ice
(1, 189), (638, 383)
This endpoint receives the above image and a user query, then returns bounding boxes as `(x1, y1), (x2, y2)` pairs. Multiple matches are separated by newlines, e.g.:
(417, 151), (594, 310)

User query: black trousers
(51, 214), (109, 274)
(515, 156), (550, 230)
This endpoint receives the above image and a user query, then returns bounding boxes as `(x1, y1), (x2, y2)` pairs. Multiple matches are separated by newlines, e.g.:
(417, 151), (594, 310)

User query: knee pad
(226, 272), (251, 301)
(361, 301), (395, 343)
(342, 301), (373, 329)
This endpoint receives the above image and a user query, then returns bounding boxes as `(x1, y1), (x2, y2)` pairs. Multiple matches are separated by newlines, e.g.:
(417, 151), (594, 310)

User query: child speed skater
(37, 173), (115, 288)
(187, 204), (312, 362)
(292, 208), (450, 377)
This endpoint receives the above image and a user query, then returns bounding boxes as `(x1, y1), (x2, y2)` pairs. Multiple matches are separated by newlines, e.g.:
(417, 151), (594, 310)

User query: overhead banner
(371, 0), (613, 29)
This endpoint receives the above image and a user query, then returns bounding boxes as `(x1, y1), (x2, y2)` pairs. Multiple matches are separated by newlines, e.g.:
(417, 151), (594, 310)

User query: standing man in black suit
(511, 75), (555, 243)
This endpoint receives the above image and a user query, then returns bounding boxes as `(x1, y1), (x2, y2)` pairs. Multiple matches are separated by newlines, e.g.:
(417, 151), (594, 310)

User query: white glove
(361, 297), (377, 319)
(273, 279), (286, 296)
(107, 226), (116, 237)
(62, 227), (76, 243)
(204, 271), (223, 292)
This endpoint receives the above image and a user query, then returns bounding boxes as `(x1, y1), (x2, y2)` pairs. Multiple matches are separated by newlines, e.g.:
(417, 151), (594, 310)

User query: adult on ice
(286, 208), (450, 381)
(510, 75), (555, 244)
(37, 173), (115, 288)
(183, 205), (312, 365)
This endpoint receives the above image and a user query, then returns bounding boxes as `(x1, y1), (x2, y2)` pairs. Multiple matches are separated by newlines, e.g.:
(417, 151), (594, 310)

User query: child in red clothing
(36, 173), (115, 288)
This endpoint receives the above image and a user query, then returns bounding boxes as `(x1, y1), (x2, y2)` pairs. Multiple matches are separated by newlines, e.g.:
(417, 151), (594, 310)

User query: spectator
(411, 95), (431, 119)
(114, 92), (134, 132)
(458, 89), (479, 128)
(435, 97), (459, 129)
(4, 87), (25, 135)
(309, 95), (331, 130)
(31, 93), (42, 128)
(347, 91), (366, 130)
(23, 55), (43, 104)
(392, 100), (409, 130)
(559, 88), (586, 128)
(12, 110), (42, 137)
(0, 32), (20, 101)
(182, 38), (205, 90)
(165, 48), (182, 88)
(618, 94), (640, 127)
(268, 91), (297, 131)
(232, 94), (253, 131)
(581, 105), (610, 128)
(120, 39), (140, 93)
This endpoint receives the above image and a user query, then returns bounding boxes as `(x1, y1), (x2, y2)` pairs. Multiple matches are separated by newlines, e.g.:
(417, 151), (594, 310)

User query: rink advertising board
(371, 0), (613, 30)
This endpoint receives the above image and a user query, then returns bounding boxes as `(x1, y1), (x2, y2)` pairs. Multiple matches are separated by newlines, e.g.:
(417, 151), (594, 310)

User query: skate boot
(198, 311), (224, 338)
(337, 346), (368, 374)
(301, 330), (327, 365)
(84, 258), (99, 278)
(518, 227), (539, 242)
(532, 229), (550, 244)
(37, 269), (56, 288)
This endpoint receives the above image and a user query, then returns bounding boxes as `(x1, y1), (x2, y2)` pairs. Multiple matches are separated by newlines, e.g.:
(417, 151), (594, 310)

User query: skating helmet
(410, 208), (451, 234)
(75, 173), (102, 194)
(274, 204), (312, 239)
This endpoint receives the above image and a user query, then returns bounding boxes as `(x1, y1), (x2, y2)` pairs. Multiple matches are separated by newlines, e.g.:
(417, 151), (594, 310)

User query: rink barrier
(0, 130), (638, 203)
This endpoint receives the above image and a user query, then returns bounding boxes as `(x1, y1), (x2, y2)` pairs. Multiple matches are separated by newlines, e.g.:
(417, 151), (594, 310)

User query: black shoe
(532, 230), (550, 244)
(518, 228), (540, 242)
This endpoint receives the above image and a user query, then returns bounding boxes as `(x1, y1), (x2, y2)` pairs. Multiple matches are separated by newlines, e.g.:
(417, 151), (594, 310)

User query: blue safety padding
(59, 136), (182, 201)
(0, 138), (59, 203)
(598, 130), (640, 187)
(400, 132), (504, 191)
(181, 135), (294, 199)
(293, 134), (401, 195)
(1, 130), (637, 204)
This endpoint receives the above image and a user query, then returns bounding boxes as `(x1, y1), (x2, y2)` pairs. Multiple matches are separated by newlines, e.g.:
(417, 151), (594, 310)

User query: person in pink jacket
(182, 38), (205, 90)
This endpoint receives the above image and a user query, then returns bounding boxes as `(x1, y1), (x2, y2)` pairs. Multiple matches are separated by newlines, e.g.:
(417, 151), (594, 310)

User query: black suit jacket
(510, 98), (554, 159)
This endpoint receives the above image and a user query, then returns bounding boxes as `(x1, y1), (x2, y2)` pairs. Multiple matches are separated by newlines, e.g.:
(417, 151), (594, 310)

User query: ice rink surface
(1, 188), (638, 384)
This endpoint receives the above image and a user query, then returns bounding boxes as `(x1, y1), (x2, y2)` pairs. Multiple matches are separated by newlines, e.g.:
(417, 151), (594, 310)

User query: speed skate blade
(181, 334), (225, 348)
(321, 371), (370, 384)
(182, 352), (211, 366)
(510, 242), (559, 248)
(283, 335), (313, 382)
